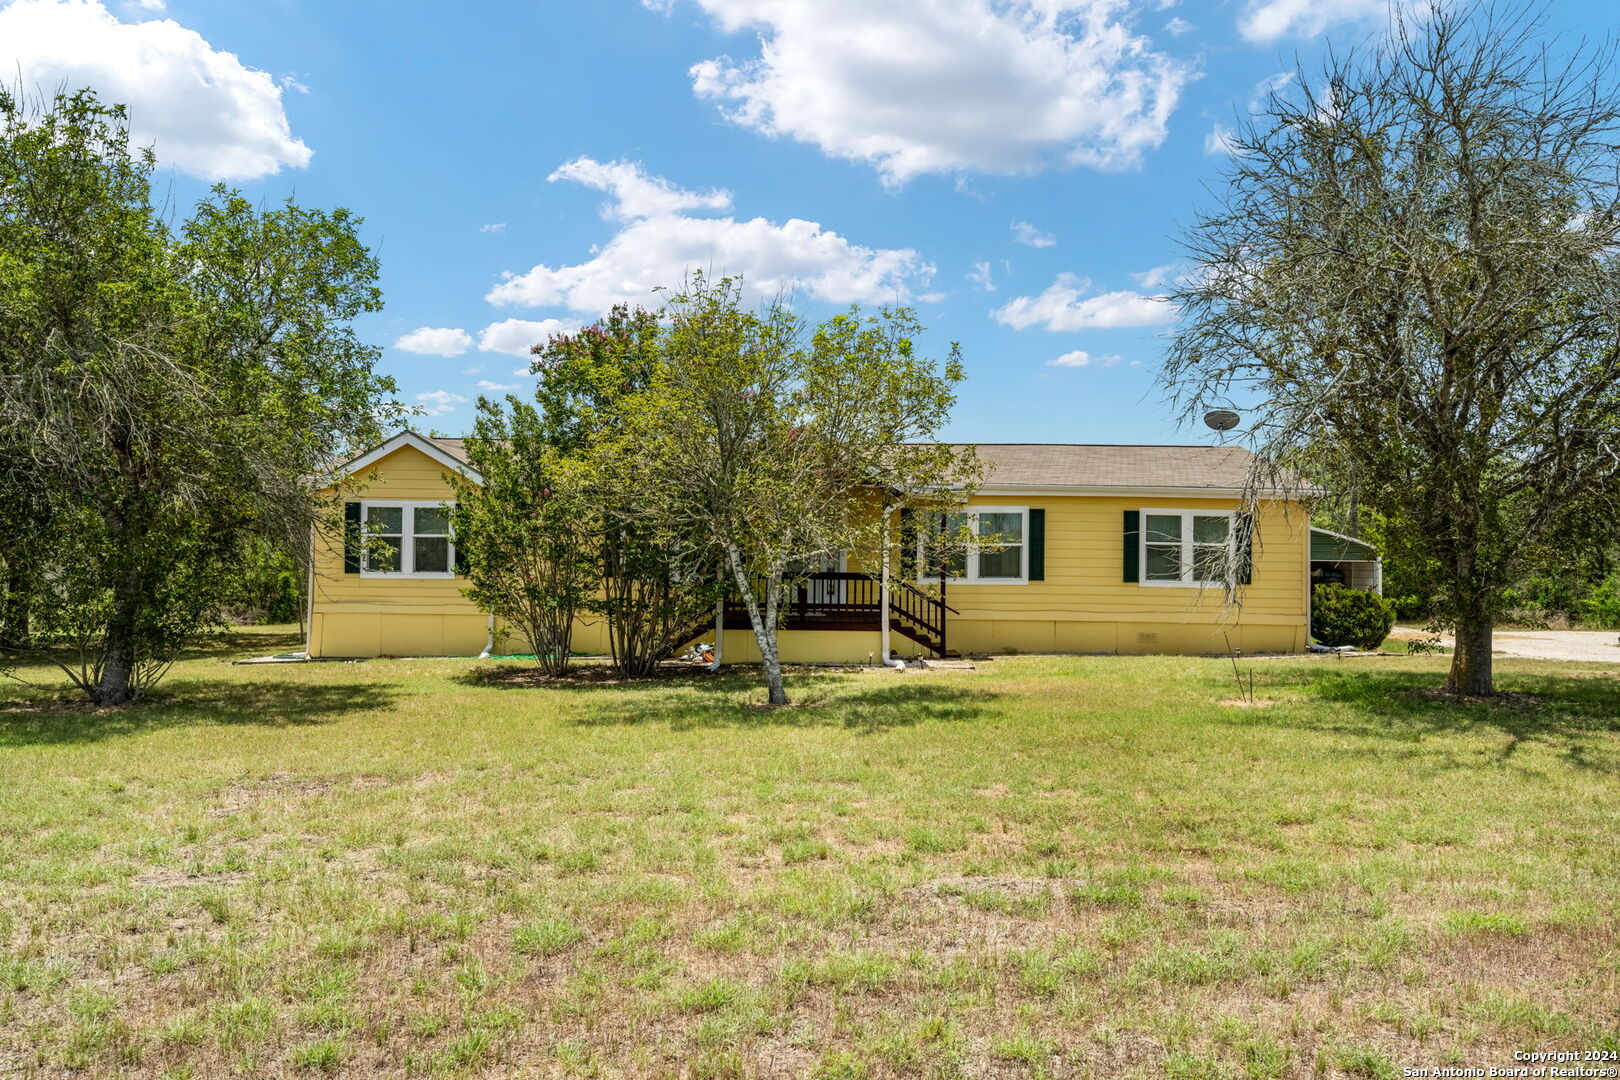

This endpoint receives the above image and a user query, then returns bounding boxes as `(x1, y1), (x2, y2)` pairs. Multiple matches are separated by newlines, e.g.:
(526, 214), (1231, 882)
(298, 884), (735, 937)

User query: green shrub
(1579, 572), (1620, 628)
(1311, 584), (1396, 649)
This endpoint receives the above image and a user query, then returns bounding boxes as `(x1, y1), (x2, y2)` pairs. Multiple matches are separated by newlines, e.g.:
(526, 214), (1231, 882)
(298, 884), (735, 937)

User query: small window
(1140, 509), (1235, 587)
(413, 507), (451, 573)
(363, 506), (404, 573)
(918, 507), (1028, 584)
(361, 502), (457, 576)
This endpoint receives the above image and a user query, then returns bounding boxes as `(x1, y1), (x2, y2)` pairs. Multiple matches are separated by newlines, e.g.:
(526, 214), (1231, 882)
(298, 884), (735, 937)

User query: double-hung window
(919, 507), (1028, 584)
(1142, 509), (1234, 586)
(361, 501), (457, 577)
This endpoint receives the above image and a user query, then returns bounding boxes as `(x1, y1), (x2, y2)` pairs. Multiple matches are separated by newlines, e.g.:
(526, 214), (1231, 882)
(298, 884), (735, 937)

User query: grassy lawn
(2, 630), (1617, 1079)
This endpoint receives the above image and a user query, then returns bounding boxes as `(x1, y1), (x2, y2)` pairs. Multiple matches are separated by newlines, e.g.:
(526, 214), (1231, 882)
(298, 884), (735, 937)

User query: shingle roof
(428, 437), (469, 464)
(954, 443), (1289, 492)
(427, 436), (1303, 494)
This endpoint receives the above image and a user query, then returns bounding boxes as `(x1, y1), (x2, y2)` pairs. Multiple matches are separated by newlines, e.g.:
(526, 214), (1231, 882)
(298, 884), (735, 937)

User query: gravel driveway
(1396, 627), (1620, 662)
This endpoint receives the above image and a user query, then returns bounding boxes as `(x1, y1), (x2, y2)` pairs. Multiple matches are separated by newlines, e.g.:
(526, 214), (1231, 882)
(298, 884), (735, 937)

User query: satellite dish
(1203, 409), (1241, 432)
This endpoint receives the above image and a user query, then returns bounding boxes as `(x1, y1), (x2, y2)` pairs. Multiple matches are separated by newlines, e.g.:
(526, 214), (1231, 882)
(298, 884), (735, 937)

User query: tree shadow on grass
(1227, 663), (1620, 771)
(0, 678), (399, 747)
(554, 676), (1000, 734)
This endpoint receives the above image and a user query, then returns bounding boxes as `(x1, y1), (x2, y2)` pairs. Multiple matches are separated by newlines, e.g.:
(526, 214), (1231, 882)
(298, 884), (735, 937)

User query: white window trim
(1139, 507), (1236, 588)
(359, 499), (459, 579)
(916, 506), (1030, 585)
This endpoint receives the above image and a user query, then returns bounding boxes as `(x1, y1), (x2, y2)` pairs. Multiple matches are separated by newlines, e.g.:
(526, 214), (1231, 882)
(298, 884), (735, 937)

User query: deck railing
(716, 572), (956, 653)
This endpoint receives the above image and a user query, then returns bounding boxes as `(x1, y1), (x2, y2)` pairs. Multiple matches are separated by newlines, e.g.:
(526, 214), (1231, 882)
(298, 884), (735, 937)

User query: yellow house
(307, 432), (1315, 661)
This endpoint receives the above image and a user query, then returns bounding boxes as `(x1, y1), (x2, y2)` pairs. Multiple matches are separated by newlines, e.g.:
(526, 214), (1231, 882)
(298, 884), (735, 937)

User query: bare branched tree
(1164, 1), (1620, 695)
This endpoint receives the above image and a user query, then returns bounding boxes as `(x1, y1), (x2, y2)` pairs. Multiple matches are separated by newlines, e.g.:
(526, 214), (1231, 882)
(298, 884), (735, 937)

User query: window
(1141, 509), (1233, 586)
(918, 507), (1027, 583)
(361, 502), (457, 577)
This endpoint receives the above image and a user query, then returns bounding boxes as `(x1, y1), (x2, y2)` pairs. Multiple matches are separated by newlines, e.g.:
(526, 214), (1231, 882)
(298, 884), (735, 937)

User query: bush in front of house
(1311, 584), (1397, 650)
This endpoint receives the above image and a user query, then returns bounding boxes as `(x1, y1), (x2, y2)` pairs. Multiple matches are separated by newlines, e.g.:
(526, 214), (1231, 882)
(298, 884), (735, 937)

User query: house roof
(427, 437), (469, 464)
(336, 434), (1308, 497)
(959, 443), (1303, 494)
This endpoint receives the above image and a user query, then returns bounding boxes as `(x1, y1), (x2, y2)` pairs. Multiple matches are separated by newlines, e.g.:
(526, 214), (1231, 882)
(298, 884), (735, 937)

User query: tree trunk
(726, 545), (789, 706)
(1444, 613), (1494, 696)
(0, 559), (29, 649)
(93, 578), (142, 706)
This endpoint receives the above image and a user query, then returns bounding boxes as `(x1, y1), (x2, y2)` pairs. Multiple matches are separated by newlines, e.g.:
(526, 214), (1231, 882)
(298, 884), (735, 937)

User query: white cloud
(487, 159), (933, 314)
(280, 73), (309, 95)
(476, 380), (518, 392)
(966, 260), (995, 292)
(993, 272), (1175, 330)
(1132, 263), (1177, 289)
(1248, 71), (1295, 110)
(476, 318), (581, 356)
(1011, 220), (1057, 248)
(416, 390), (468, 416)
(1047, 350), (1122, 367)
(1164, 15), (1192, 35)
(1204, 121), (1239, 156)
(549, 157), (731, 223)
(1237, 0), (1414, 42)
(479, 222), (507, 235)
(684, 0), (1194, 185)
(394, 327), (473, 357)
(462, 364), (485, 375)
(0, 0), (311, 181)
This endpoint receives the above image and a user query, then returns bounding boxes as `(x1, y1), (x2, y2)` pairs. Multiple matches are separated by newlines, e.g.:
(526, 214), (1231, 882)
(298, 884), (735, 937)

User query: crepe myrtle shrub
(620, 274), (981, 707)
(1161, 1), (1620, 696)
(0, 88), (398, 704)
(1310, 585), (1397, 650)
(449, 401), (598, 677)
(528, 306), (722, 677)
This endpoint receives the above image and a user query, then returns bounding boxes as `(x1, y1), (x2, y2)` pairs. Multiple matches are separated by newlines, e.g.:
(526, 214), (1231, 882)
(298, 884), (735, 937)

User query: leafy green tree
(530, 307), (719, 677)
(625, 276), (979, 706)
(450, 404), (598, 677)
(0, 89), (397, 703)
(1163, 3), (1620, 695)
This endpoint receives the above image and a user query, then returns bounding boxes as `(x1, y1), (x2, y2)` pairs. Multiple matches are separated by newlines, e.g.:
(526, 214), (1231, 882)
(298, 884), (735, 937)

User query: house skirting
(309, 611), (1304, 660)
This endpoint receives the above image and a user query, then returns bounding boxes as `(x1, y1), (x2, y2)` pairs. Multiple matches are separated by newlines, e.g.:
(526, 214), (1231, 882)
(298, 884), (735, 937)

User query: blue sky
(2, 0), (1609, 443)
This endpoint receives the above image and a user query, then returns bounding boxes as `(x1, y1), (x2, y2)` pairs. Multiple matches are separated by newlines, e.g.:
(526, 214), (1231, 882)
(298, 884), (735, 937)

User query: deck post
(712, 593), (725, 667)
(939, 512), (948, 658)
(880, 510), (892, 662)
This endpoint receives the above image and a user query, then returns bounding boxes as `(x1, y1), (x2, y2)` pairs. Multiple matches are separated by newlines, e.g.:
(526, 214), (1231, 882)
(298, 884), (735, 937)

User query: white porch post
(880, 507), (893, 663)
(712, 593), (725, 667)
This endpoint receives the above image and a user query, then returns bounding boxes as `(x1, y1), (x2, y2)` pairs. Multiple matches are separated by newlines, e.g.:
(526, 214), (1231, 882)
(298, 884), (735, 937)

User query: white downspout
(478, 614), (494, 659)
(707, 594), (725, 672)
(302, 523), (317, 658)
(881, 505), (904, 669)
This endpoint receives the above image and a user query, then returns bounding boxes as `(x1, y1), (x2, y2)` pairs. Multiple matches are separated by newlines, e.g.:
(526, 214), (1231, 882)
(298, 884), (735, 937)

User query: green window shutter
(1235, 512), (1254, 586)
(343, 502), (362, 574)
(898, 508), (916, 579)
(1027, 508), (1045, 581)
(1123, 510), (1140, 583)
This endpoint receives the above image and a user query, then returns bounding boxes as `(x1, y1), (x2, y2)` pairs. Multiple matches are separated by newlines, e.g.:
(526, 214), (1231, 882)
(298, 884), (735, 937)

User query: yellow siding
(935, 494), (1309, 656)
(717, 628), (882, 665)
(310, 444), (484, 657)
(311, 445), (1309, 659)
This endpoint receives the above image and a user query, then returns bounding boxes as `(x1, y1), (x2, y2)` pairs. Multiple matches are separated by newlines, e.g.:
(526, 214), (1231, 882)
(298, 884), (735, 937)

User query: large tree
(529, 307), (720, 678)
(627, 276), (979, 706)
(1163, 2), (1620, 695)
(0, 90), (398, 704)
(450, 404), (598, 677)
